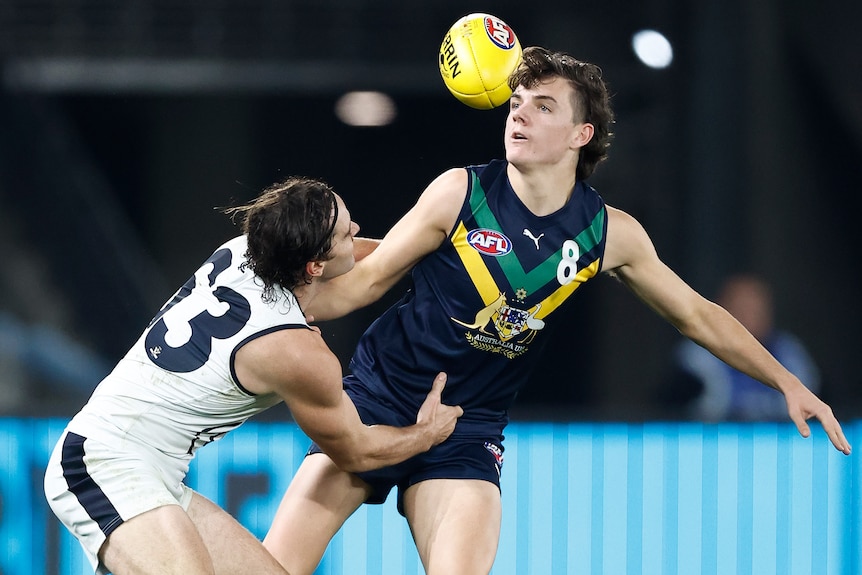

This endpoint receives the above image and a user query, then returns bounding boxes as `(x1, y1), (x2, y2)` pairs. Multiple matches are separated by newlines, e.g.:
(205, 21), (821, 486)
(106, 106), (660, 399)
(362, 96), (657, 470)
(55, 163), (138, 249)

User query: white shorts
(43, 430), (195, 575)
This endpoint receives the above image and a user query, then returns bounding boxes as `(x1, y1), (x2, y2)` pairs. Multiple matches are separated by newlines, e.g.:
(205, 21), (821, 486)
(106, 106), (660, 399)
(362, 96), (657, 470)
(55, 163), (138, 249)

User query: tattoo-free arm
(235, 329), (464, 472)
(603, 206), (851, 455)
(304, 168), (467, 321)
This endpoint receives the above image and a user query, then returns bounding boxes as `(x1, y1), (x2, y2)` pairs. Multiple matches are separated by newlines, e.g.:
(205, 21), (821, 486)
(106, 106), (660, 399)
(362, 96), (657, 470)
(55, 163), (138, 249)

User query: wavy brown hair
(223, 176), (338, 299)
(508, 46), (615, 180)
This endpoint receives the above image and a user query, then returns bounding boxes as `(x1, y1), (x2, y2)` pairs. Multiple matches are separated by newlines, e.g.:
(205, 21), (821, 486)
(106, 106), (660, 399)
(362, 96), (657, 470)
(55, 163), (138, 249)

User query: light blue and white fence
(2, 419), (860, 574)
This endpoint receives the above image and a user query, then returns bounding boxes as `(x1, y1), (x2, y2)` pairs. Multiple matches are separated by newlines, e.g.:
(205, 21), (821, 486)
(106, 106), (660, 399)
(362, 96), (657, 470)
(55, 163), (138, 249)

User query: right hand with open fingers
(416, 372), (463, 447)
(785, 386), (852, 455)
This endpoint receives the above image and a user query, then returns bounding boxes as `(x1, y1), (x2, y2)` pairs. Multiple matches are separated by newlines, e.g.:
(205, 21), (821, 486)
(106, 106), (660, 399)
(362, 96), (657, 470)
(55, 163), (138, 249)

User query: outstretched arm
(352, 237), (381, 262)
(603, 206), (852, 455)
(304, 168), (468, 321)
(235, 328), (464, 472)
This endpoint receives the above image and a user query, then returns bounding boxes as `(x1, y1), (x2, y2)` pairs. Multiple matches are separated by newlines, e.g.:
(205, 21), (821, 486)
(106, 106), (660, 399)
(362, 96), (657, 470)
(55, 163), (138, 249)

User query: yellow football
(438, 13), (522, 110)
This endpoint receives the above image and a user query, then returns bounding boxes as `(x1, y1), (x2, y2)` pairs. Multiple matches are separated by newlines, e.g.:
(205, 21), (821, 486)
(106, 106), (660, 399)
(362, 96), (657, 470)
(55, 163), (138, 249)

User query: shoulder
(233, 327), (342, 401)
(422, 167), (469, 201)
(602, 205), (657, 271)
(605, 205), (644, 234)
(216, 235), (249, 261)
(405, 167), (469, 237)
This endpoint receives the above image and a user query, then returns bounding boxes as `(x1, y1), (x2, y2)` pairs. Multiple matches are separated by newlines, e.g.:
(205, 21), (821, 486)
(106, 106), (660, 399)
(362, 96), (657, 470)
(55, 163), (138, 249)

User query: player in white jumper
(43, 176), (463, 575)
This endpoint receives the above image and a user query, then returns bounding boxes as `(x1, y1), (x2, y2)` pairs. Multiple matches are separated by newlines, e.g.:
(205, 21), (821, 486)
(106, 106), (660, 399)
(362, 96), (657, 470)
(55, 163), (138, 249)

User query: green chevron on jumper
(469, 172), (604, 293)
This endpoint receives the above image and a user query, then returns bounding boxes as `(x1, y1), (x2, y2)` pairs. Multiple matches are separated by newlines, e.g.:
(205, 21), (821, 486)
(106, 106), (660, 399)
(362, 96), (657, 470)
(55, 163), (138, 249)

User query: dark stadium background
(0, 0), (859, 419)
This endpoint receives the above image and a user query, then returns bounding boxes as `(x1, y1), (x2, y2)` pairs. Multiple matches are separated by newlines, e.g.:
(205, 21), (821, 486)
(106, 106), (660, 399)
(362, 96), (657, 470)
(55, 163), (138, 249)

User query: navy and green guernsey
(346, 159), (607, 440)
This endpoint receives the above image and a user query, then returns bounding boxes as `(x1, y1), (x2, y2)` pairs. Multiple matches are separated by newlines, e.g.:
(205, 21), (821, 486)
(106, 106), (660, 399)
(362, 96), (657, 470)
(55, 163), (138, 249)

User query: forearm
(292, 389), (433, 473)
(324, 423), (434, 473)
(303, 374), (459, 472)
(682, 304), (801, 393)
(304, 264), (388, 321)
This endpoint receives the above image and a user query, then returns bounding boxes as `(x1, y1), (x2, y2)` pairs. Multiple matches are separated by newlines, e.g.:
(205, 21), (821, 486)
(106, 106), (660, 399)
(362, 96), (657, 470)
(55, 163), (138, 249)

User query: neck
(291, 282), (317, 311)
(507, 163), (577, 216)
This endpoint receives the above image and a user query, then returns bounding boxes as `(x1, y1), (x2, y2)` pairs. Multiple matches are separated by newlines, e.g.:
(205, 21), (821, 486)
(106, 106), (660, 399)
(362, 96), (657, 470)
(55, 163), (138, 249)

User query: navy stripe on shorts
(61, 432), (124, 537)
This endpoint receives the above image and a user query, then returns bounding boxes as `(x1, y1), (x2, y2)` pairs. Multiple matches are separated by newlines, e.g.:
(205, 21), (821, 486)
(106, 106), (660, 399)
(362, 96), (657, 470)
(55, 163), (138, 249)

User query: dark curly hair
(508, 46), (615, 180)
(223, 176), (338, 300)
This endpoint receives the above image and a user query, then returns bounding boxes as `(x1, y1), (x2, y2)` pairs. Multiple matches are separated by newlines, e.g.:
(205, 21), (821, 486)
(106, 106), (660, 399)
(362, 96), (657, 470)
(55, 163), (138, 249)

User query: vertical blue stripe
(700, 425), (718, 575)
(677, 426), (703, 571)
(790, 434), (814, 575)
(379, 498), (403, 573)
(716, 426), (739, 574)
(602, 425), (628, 575)
(852, 421), (862, 575)
(0, 423), (26, 574)
(736, 426), (754, 575)
(811, 440), (829, 575)
(775, 428), (792, 575)
(529, 424), (554, 574)
(495, 424), (519, 574)
(827, 434), (850, 575)
(662, 430), (679, 575)
(751, 425), (778, 575)
(515, 431), (532, 575)
(327, 523), (343, 574)
(626, 426), (643, 575)
(641, 425), (665, 574)
(366, 505), (383, 574)
(551, 424), (568, 575)
(568, 424), (593, 573)
(343, 506), (367, 575)
(590, 430), (604, 575)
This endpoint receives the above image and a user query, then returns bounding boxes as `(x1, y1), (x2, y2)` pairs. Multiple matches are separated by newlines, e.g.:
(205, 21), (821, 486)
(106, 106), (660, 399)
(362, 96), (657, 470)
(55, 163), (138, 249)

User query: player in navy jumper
(264, 48), (851, 575)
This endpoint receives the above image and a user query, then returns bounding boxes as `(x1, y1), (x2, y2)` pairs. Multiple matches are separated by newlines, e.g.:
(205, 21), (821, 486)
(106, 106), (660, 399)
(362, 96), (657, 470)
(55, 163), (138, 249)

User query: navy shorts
(307, 380), (505, 516)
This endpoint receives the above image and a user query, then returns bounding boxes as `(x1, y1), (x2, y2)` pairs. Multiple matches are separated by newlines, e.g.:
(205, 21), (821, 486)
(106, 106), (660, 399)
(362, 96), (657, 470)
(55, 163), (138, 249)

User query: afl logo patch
(484, 16), (518, 50)
(467, 228), (512, 257)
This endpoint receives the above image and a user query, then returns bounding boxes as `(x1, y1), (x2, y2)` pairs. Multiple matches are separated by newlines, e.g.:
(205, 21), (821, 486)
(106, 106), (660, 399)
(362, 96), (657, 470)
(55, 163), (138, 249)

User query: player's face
(321, 194), (360, 279)
(504, 76), (588, 170)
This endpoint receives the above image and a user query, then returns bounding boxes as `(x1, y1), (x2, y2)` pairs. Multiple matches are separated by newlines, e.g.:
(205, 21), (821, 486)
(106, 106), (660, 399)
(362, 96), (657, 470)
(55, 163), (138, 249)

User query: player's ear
(306, 260), (325, 279)
(571, 122), (594, 149)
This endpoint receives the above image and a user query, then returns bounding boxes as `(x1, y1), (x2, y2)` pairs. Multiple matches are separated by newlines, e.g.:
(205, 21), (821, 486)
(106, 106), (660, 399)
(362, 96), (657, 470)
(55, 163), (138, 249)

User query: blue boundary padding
(2, 419), (859, 575)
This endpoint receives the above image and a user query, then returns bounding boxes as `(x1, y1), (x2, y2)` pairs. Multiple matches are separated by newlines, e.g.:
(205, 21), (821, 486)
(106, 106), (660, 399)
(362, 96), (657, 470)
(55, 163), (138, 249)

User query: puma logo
(523, 228), (544, 250)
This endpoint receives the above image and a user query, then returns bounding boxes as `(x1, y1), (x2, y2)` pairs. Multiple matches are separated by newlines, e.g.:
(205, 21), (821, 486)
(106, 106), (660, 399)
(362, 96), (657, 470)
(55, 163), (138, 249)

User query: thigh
(404, 478), (502, 575)
(263, 453), (372, 575)
(100, 503), (215, 575)
(103, 489), (290, 575)
(45, 431), (192, 574)
(187, 492), (289, 575)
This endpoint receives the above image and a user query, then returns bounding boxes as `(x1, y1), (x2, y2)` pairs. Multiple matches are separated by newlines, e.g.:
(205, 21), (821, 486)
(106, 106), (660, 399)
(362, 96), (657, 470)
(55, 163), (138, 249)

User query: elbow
(321, 439), (376, 473)
(312, 428), (389, 473)
(327, 451), (374, 474)
(676, 317), (710, 347)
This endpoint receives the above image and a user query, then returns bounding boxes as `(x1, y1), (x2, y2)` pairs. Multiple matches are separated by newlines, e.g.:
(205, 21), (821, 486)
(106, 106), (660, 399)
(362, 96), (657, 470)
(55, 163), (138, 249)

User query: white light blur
(334, 91), (397, 127)
(632, 29), (674, 69)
